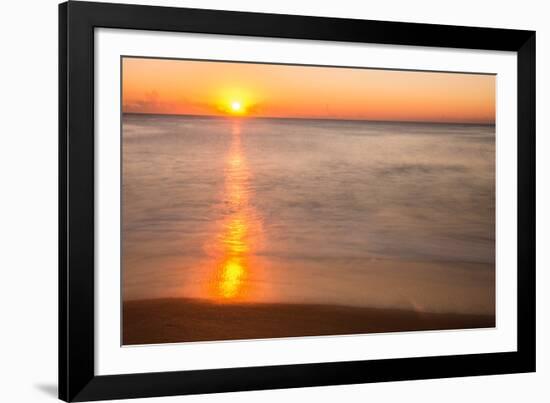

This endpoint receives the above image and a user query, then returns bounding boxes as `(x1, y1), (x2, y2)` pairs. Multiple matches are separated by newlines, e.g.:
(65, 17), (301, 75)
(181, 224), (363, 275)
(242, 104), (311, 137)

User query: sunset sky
(122, 57), (495, 124)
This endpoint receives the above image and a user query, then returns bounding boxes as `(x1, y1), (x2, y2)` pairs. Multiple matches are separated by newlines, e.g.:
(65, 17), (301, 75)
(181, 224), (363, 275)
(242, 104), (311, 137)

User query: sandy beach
(123, 298), (495, 345)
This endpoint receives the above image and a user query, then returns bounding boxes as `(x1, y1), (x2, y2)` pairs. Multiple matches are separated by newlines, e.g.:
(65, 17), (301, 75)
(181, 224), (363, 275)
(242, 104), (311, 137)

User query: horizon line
(122, 111), (496, 126)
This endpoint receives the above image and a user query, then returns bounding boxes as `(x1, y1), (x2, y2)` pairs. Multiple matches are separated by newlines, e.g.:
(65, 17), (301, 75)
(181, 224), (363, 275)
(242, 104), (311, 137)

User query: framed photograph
(59, 1), (535, 401)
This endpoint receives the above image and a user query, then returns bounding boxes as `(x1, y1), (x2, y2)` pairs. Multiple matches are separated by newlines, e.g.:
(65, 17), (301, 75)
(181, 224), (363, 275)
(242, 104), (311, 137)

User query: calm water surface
(122, 114), (495, 314)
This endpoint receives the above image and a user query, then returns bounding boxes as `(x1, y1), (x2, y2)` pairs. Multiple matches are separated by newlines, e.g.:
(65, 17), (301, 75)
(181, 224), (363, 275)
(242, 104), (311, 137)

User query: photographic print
(121, 57), (496, 345)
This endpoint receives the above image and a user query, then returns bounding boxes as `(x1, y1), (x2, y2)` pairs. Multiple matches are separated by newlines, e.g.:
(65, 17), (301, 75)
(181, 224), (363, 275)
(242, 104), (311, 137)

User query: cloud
(123, 90), (179, 114)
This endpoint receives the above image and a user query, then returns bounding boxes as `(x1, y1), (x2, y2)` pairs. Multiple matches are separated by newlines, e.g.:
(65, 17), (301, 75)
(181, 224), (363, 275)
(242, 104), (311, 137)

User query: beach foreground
(123, 298), (495, 345)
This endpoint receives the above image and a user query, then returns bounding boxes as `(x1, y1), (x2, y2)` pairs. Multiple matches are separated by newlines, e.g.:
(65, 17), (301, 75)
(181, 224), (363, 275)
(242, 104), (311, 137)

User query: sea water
(122, 114), (495, 314)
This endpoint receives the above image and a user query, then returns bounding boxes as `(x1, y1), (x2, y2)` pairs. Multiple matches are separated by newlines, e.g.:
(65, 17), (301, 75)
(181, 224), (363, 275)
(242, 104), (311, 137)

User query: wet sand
(122, 298), (495, 345)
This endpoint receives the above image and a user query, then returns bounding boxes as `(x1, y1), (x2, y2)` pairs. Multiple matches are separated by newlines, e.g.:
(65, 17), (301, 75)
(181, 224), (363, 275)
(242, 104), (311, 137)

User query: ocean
(122, 113), (495, 315)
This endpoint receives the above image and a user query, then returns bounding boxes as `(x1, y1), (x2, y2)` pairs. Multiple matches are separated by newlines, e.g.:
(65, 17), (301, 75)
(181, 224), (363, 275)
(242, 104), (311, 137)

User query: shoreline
(123, 298), (495, 345)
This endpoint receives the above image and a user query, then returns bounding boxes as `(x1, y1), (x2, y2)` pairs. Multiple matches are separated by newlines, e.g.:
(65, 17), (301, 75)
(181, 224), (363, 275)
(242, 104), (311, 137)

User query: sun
(230, 101), (242, 113)
(218, 94), (250, 116)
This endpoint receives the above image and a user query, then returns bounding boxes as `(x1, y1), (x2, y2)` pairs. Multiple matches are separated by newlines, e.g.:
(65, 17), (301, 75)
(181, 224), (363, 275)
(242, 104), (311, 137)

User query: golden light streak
(205, 121), (262, 301)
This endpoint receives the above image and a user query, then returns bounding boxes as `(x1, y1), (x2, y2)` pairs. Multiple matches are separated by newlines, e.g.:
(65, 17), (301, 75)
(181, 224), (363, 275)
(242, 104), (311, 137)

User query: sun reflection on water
(206, 121), (262, 301)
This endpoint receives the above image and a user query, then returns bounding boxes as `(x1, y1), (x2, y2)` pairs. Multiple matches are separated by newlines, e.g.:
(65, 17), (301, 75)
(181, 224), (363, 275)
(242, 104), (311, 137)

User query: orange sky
(122, 57), (495, 124)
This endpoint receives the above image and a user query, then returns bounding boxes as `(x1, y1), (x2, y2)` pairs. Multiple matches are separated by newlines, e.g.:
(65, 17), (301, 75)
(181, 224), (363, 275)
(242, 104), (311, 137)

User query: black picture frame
(59, 1), (536, 401)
